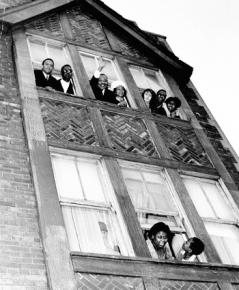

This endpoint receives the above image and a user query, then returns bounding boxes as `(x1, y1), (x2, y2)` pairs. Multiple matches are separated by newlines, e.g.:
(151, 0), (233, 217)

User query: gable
(0, 0), (192, 81)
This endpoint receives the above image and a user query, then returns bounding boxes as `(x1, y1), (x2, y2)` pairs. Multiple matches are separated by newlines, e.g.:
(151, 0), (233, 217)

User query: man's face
(98, 74), (108, 90)
(182, 239), (193, 254)
(157, 90), (167, 104)
(153, 231), (168, 249)
(62, 65), (73, 82)
(42, 59), (54, 75)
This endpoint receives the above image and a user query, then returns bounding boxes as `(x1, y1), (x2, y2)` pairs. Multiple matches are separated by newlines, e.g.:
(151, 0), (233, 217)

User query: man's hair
(42, 58), (54, 66)
(61, 64), (72, 75)
(189, 237), (205, 255)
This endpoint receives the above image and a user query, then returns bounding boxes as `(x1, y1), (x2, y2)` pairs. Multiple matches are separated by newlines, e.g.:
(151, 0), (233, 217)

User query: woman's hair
(113, 86), (127, 97)
(142, 88), (158, 111)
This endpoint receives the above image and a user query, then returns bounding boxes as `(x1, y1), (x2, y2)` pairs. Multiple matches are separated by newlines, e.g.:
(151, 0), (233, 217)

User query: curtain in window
(62, 206), (120, 255)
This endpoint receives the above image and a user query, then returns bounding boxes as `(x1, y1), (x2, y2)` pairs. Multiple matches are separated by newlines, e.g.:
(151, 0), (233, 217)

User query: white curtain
(62, 206), (121, 255)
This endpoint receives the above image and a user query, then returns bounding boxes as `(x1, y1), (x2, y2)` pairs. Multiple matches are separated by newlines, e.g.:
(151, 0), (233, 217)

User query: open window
(27, 35), (82, 95)
(79, 51), (135, 108)
(120, 161), (188, 258)
(182, 176), (239, 265)
(51, 152), (134, 256)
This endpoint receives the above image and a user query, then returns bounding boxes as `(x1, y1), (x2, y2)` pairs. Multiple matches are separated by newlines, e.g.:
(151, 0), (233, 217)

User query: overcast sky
(103, 0), (239, 157)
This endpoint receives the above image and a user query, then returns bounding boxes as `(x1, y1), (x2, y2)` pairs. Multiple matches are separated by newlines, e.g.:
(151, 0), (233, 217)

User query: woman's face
(167, 100), (176, 112)
(153, 231), (168, 249)
(115, 86), (125, 97)
(144, 91), (152, 103)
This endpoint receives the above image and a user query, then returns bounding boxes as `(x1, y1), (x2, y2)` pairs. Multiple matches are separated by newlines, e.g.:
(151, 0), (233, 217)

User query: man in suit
(90, 57), (115, 103)
(34, 58), (58, 91)
(55, 64), (75, 95)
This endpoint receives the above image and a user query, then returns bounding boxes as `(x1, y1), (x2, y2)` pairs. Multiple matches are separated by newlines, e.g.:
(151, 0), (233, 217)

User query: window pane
(62, 205), (121, 255)
(47, 45), (68, 70)
(183, 178), (216, 218)
(101, 59), (118, 84)
(201, 182), (235, 220)
(205, 222), (239, 265)
(77, 160), (106, 203)
(51, 156), (84, 200)
(183, 178), (235, 220)
(29, 41), (47, 64)
(144, 70), (161, 92)
(129, 66), (148, 89)
(80, 54), (96, 79)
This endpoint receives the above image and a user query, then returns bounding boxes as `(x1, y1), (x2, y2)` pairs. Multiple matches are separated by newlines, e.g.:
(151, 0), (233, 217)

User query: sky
(103, 0), (239, 157)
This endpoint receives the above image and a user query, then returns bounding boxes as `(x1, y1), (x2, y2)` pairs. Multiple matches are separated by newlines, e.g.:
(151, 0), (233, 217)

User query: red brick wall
(0, 27), (48, 289)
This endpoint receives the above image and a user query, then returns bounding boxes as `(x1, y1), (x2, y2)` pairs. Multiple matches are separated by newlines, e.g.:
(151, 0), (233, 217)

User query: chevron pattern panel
(76, 273), (144, 290)
(102, 111), (158, 157)
(156, 122), (212, 167)
(158, 280), (218, 290)
(40, 99), (98, 146)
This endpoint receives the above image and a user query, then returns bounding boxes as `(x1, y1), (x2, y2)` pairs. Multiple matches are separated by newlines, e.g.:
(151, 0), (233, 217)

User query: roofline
(0, 0), (193, 81)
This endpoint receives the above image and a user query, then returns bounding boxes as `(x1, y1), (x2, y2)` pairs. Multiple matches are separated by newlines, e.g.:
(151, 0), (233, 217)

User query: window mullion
(75, 159), (87, 201)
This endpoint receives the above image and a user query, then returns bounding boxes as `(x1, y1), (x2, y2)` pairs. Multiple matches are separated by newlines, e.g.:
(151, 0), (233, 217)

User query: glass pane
(47, 45), (68, 70)
(77, 160), (106, 203)
(146, 182), (177, 212)
(201, 182), (235, 220)
(29, 41), (47, 64)
(124, 178), (144, 209)
(129, 66), (148, 89)
(63, 206), (121, 255)
(101, 59), (118, 84)
(121, 168), (142, 180)
(80, 53), (97, 79)
(183, 178), (216, 218)
(205, 222), (239, 265)
(144, 70), (162, 91)
(52, 156), (84, 200)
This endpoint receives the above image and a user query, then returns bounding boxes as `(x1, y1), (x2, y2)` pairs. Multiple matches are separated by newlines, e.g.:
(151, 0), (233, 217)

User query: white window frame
(50, 148), (134, 257)
(27, 34), (82, 95)
(119, 160), (188, 238)
(182, 175), (239, 264)
(79, 50), (137, 108)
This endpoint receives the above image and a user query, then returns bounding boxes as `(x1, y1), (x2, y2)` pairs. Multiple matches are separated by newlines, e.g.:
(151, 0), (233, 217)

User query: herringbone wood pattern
(76, 273), (145, 290)
(102, 111), (158, 157)
(156, 122), (212, 167)
(158, 280), (218, 290)
(40, 99), (98, 146)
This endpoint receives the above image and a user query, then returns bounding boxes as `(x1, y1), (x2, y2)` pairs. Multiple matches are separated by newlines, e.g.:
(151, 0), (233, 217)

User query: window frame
(27, 34), (82, 95)
(182, 174), (239, 264)
(50, 148), (135, 257)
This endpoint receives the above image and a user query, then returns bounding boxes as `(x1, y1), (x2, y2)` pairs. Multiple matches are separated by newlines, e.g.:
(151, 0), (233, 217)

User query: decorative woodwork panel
(66, 4), (111, 50)
(25, 13), (64, 38)
(156, 122), (212, 167)
(102, 111), (158, 157)
(40, 99), (99, 146)
(158, 280), (218, 290)
(76, 273), (144, 290)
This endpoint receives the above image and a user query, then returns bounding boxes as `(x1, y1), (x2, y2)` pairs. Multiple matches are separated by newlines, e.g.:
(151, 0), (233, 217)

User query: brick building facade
(0, 0), (239, 289)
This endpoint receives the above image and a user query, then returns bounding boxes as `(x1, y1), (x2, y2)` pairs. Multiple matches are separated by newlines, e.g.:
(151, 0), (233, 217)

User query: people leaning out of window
(142, 88), (181, 119)
(34, 59), (75, 95)
(146, 222), (205, 262)
(90, 57), (128, 107)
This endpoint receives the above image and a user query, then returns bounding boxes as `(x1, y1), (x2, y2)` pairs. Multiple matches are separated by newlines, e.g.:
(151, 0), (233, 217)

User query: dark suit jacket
(56, 79), (74, 95)
(34, 70), (58, 90)
(90, 75), (116, 103)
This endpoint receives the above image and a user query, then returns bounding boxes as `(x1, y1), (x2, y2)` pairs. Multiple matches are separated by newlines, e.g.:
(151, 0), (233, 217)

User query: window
(129, 65), (172, 96)
(51, 153), (134, 256)
(79, 51), (136, 108)
(182, 176), (239, 265)
(120, 162), (188, 257)
(79, 52), (120, 85)
(28, 35), (81, 94)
